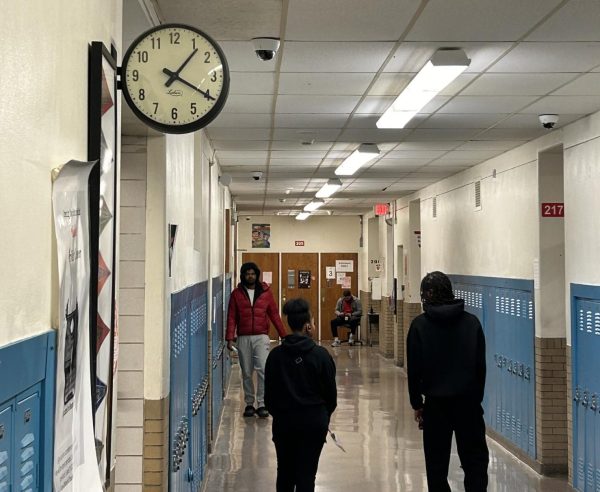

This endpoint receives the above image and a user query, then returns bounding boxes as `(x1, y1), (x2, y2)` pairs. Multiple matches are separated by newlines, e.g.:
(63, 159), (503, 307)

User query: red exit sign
(374, 203), (390, 216)
(295, 240), (305, 246)
(541, 203), (564, 217)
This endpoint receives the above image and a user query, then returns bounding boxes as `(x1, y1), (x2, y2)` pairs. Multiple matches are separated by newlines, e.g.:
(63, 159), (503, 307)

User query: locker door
(14, 384), (41, 492)
(211, 276), (224, 441)
(0, 402), (12, 492)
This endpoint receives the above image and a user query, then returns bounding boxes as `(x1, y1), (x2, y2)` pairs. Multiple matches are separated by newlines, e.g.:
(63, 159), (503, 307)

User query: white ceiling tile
(393, 141), (459, 151)
(355, 96), (449, 114)
(552, 74), (600, 96)
(207, 113), (272, 128)
(338, 128), (411, 143)
(383, 42), (513, 73)
(222, 95), (274, 113)
(519, 96), (600, 115)
(212, 140), (270, 151)
(494, 113), (582, 129)
(274, 114), (350, 128)
(229, 72), (276, 94)
(279, 73), (375, 95)
(270, 141), (333, 151)
(408, 129), (481, 141)
(385, 149), (446, 159)
(438, 96), (536, 114)
(219, 158), (268, 168)
(217, 150), (269, 160)
(206, 128), (271, 140)
(439, 74), (480, 96)
(348, 114), (426, 129)
(219, 41), (277, 72)
(462, 74), (576, 96)
(270, 150), (329, 159)
(272, 128), (341, 141)
(286, 0), (420, 41)
(456, 140), (525, 151)
(474, 128), (547, 140)
(275, 95), (360, 113)
(282, 42), (394, 72)
(526, 0), (600, 42)
(418, 113), (507, 129)
(489, 43), (600, 73)
(406, 0), (562, 41)
(368, 73), (413, 96)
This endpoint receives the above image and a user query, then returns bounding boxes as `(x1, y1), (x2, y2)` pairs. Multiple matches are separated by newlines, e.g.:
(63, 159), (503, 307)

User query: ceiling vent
(474, 180), (482, 211)
(432, 196), (437, 218)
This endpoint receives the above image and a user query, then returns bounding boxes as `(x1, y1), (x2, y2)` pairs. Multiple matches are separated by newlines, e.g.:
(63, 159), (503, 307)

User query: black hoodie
(406, 299), (486, 410)
(264, 334), (337, 421)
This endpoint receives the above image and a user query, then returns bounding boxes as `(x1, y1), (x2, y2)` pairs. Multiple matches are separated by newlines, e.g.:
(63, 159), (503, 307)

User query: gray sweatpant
(236, 334), (271, 408)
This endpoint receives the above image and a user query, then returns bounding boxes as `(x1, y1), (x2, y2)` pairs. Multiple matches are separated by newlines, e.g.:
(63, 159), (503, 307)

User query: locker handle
(591, 394), (598, 412)
(581, 391), (589, 407)
(574, 388), (580, 403)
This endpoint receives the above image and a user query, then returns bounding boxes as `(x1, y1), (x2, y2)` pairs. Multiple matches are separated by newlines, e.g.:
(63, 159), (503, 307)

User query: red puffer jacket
(226, 282), (287, 340)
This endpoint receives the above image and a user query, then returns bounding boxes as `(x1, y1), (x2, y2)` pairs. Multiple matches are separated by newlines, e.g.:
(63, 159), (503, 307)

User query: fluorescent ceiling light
(376, 48), (471, 129)
(303, 200), (325, 212)
(296, 212), (310, 220)
(316, 178), (343, 198)
(335, 144), (380, 176)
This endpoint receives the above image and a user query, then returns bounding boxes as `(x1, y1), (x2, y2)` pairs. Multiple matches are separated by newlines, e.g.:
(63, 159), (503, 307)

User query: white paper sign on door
(341, 276), (351, 289)
(263, 271), (273, 285)
(336, 272), (346, 284)
(336, 260), (354, 272)
(326, 266), (336, 279)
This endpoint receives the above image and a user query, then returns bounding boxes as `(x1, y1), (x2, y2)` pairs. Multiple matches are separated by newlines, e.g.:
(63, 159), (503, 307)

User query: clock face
(122, 24), (230, 134)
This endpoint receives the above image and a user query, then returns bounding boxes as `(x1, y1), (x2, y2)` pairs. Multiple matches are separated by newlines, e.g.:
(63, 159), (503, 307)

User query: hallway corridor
(203, 345), (573, 492)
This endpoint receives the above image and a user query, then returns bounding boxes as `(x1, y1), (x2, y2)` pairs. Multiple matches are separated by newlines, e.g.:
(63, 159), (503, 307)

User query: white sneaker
(348, 335), (354, 346)
(331, 339), (341, 347)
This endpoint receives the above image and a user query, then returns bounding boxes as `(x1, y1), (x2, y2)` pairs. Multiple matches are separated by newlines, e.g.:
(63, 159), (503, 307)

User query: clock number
(139, 89), (145, 100)
(153, 102), (159, 114)
(204, 51), (211, 63)
(151, 37), (161, 50)
(210, 71), (217, 82)
(132, 70), (139, 82)
(137, 51), (149, 63)
(170, 32), (180, 44)
(172, 108), (178, 120)
(190, 103), (197, 115)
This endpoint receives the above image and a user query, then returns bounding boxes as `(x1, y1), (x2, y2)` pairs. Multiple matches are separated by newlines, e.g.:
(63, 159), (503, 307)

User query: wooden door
(241, 252), (280, 340)
(320, 253), (359, 340)
(281, 253), (319, 335)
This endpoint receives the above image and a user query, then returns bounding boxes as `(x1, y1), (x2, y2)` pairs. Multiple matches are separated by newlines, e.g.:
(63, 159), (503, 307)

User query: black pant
(330, 316), (360, 337)
(423, 397), (489, 492)
(272, 413), (328, 492)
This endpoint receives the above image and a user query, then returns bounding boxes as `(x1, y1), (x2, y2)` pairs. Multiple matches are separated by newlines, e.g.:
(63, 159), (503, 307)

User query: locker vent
(474, 180), (482, 210)
(432, 196), (437, 218)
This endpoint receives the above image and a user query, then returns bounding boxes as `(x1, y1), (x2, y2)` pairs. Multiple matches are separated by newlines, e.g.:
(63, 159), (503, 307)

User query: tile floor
(202, 345), (574, 491)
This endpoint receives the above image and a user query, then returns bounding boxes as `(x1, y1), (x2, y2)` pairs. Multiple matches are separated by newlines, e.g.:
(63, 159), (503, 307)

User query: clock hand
(165, 48), (198, 87)
(162, 68), (217, 101)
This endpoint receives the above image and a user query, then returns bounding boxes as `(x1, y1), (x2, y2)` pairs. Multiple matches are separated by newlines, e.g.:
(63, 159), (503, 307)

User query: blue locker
(211, 276), (224, 439)
(0, 402), (12, 492)
(223, 274), (233, 389)
(13, 384), (40, 492)
(571, 287), (600, 492)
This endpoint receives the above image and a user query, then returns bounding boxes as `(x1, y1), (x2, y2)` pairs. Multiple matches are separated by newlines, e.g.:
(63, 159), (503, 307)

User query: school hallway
(203, 346), (573, 492)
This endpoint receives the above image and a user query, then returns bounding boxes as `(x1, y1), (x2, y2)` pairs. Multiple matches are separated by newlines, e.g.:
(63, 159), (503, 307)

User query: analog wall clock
(121, 23), (230, 134)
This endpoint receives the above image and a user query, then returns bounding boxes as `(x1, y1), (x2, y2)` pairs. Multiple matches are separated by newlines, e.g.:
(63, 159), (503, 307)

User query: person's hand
(227, 341), (234, 351)
(414, 408), (424, 430)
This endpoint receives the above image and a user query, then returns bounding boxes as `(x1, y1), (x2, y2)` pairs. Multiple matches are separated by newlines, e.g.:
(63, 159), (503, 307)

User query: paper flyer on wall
(52, 160), (104, 492)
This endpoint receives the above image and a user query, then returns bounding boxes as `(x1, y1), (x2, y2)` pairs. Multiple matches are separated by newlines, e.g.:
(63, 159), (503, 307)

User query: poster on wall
(89, 41), (119, 483)
(298, 270), (311, 288)
(341, 276), (352, 289)
(263, 271), (273, 285)
(52, 160), (104, 492)
(326, 266), (336, 279)
(252, 223), (271, 248)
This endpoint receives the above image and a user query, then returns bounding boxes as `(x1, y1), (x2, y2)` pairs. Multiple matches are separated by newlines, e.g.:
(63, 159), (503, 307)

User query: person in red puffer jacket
(227, 262), (287, 418)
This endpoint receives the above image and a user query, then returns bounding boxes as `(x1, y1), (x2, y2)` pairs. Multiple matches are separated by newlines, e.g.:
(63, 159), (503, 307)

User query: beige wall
(0, 1), (122, 346)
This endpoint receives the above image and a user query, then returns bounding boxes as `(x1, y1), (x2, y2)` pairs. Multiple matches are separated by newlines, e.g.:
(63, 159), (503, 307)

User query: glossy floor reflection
(203, 345), (573, 491)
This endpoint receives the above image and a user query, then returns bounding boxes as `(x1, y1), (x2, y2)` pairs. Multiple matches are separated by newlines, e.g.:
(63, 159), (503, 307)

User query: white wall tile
(119, 288), (145, 315)
(120, 233), (145, 261)
(114, 485), (143, 492)
(120, 208), (146, 234)
(117, 371), (144, 399)
(121, 153), (147, 180)
(120, 181), (147, 207)
(115, 456), (143, 484)
(119, 261), (145, 288)
(116, 398), (144, 427)
(119, 343), (144, 371)
(119, 316), (144, 343)
(115, 427), (144, 455)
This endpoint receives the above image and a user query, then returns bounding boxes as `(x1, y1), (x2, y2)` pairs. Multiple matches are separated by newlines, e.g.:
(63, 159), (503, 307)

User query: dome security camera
(252, 171), (263, 181)
(539, 114), (559, 129)
(252, 37), (280, 61)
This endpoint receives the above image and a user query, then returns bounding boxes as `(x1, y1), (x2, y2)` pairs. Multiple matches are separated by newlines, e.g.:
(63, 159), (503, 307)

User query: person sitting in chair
(331, 289), (362, 347)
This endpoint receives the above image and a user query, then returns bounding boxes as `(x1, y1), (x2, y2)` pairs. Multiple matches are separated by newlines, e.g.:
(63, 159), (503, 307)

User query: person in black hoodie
(265, 298), (337, 492)
(407, 271), (489, 492)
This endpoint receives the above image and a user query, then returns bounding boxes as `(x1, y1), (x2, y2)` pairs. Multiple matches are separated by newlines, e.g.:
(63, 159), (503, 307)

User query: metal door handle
(574, 387), (580, 403)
